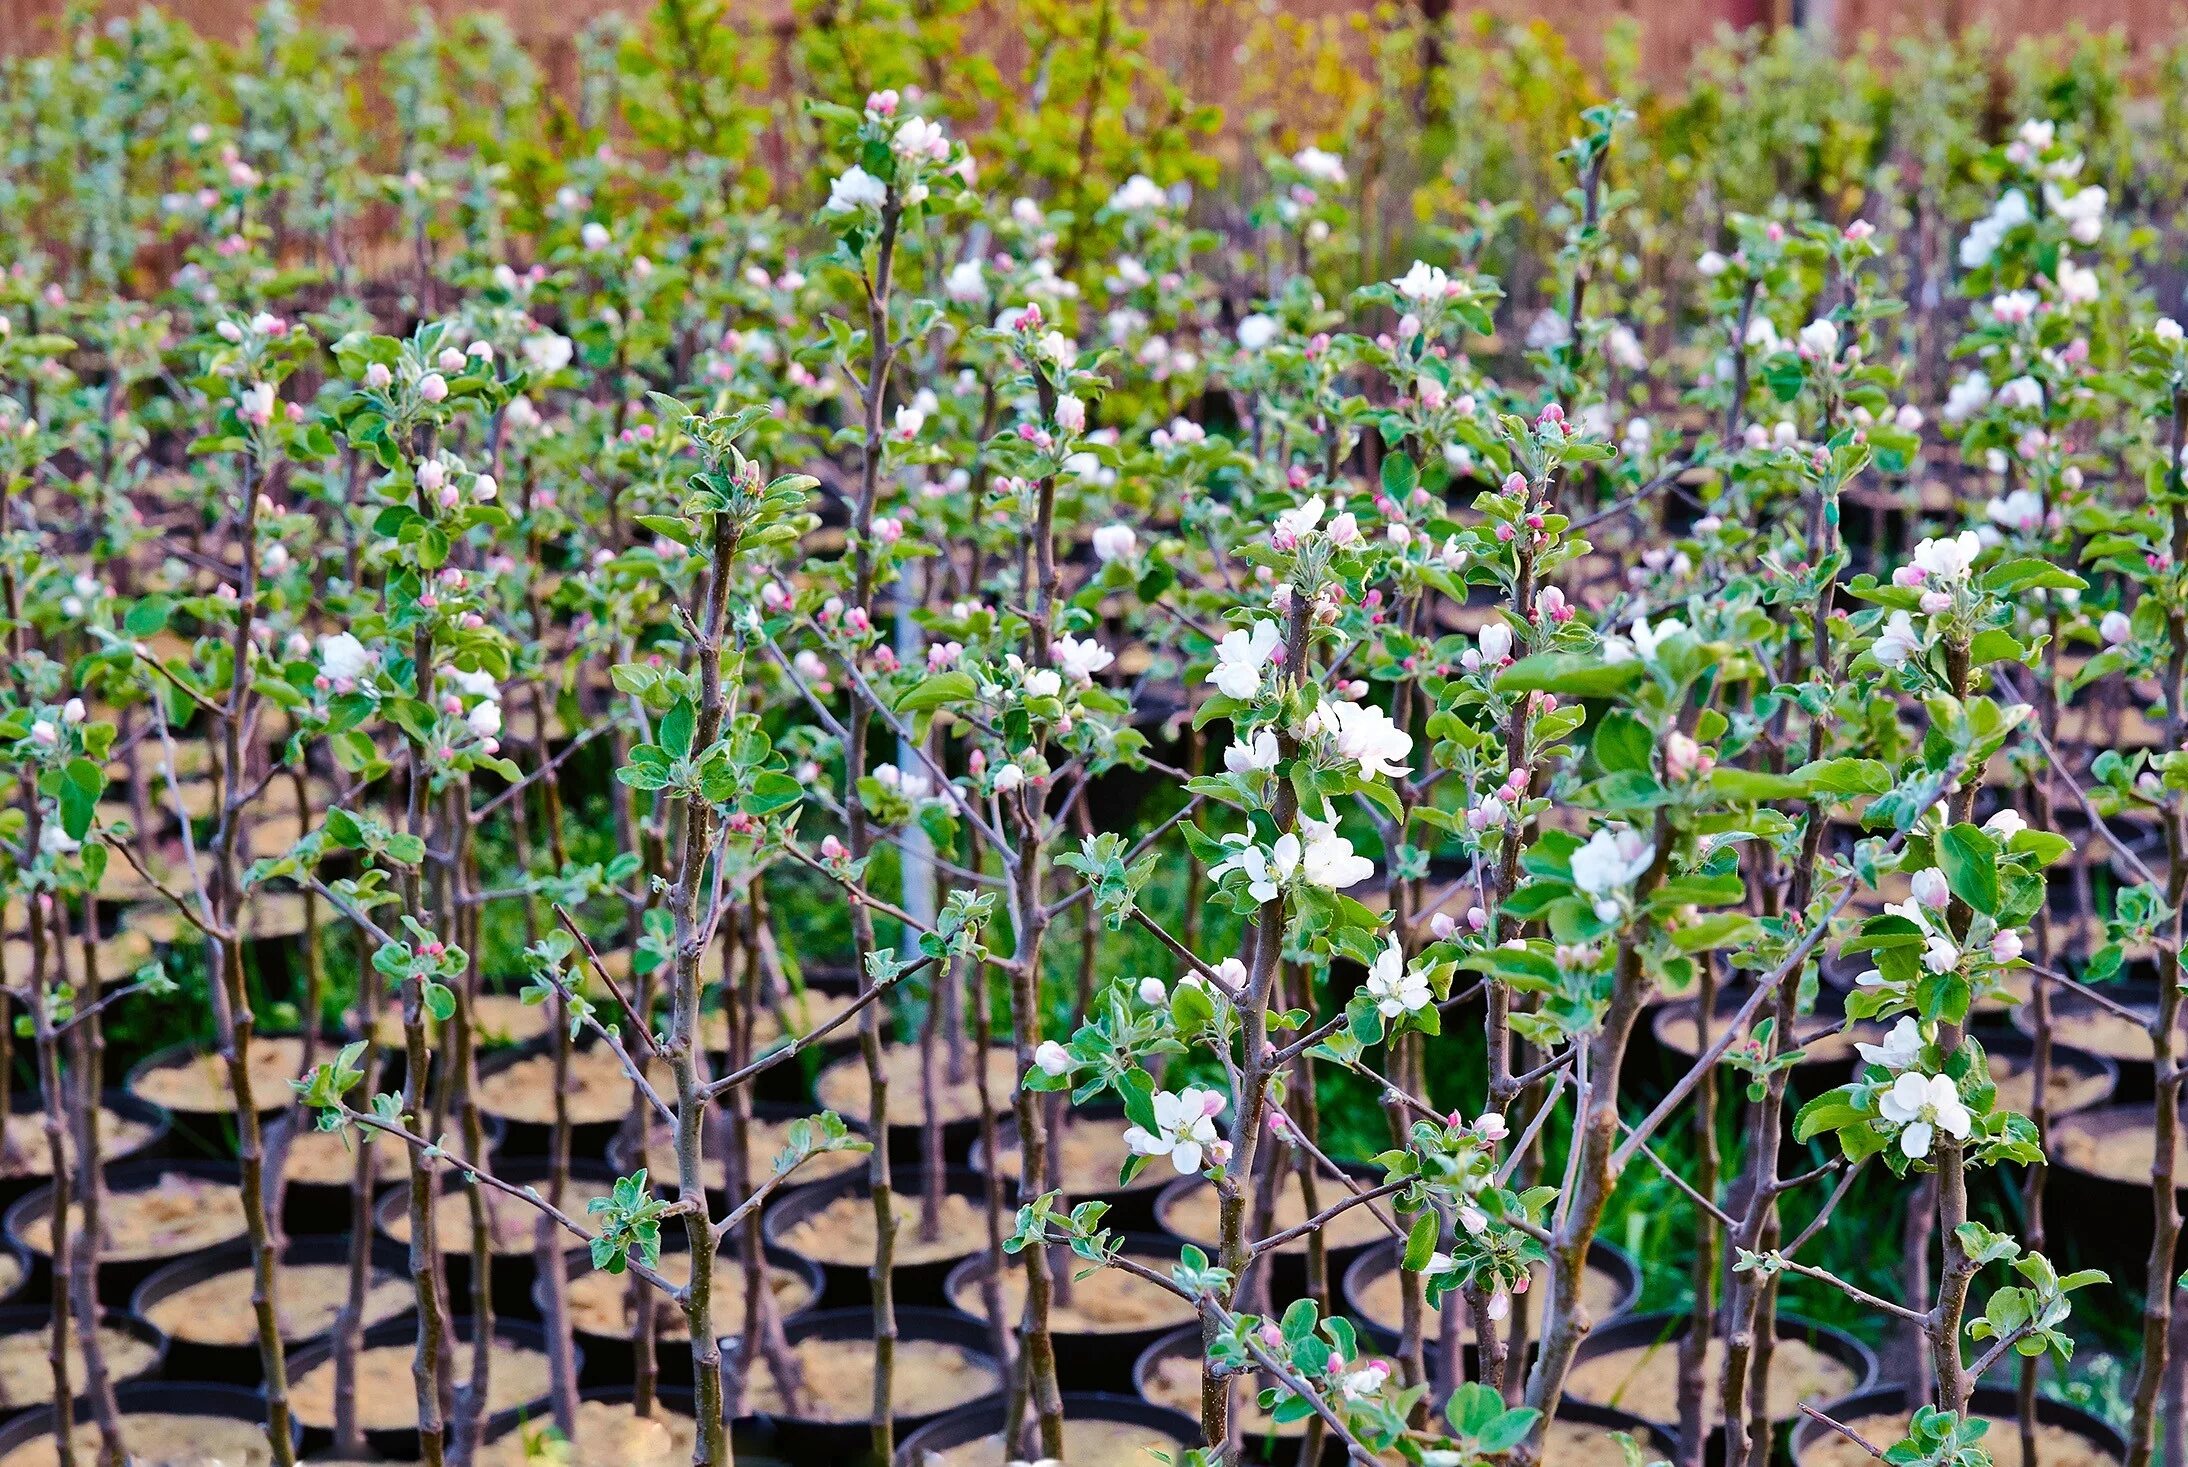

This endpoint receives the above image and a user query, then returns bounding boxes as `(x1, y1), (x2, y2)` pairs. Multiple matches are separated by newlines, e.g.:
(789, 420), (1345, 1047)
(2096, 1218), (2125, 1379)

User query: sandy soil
(1567, 1335), (1856, 1425)
(948, 1252), (1195, 1333)
(380, 1178), (614, 1254)
(630, 1111), (864, 1191)
(1988, 1052), (2111, 1115)
(1354, 1254), (1629, 1344)
(291, 1341), (553, 1429)
(1164, 1172), (1385, 1255)
(0, 1415), (275, 1467)
(919, 1417), (1186, 1465)
(0, 1326), (159, 1408)
(0, 1108), (158, 1178)
(987, 1116), (1166, 1195)
(130, 1036), (308, 1114)
(284, 1126), (415, 1187)
(566, 1254), (811, 1341)
(775, 1191), (986, 1268)
(370, 993), (552, 1050)
(143, 1260), (411, 1345)
(2051, 1108), (2188, 1183)
(20, 1172), (247, 1262)
(741, 1335), (998, 1422)
(479, 1400), (697, 1465)
(815, 1047), (1017, 1128)
(476, 1048), (646, 1127)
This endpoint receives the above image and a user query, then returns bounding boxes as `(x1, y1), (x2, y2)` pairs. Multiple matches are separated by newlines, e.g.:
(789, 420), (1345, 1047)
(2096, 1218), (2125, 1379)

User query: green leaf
(1402, 1210), (1438, 1273)
(1939, 823), (2000, 916)
(660, 697), (696, 760)
(896, 671), (974, 713)
(1982, 558), (2087, 596)
(1495, 653), (1643, 698)
(1591, 711), (1652, 775)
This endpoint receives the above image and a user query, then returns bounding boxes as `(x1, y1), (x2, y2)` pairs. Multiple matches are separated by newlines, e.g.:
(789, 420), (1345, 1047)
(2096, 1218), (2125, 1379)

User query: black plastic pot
(536, 1233), (821, 1391)
(725, 971), (865, 1106)
(1789, 1383), (2124, 1466)
(2043, 1102), (2182, 1278)
(6, 1157), (243, 1307)
(1565, 1310), (1878, 1435)
(762, 1166), (990, 1310)
(941, 1234), (1199, 1394)
(603, 1100), (866, 1216)
(1134, 1324), (1326, 1462)
(2012, 981), (2164, 1103)
(0, 1238), (28, 1311)
(1977, 1028), (2118, 1120)
(285, 1314), (573, 1460)
(0, 1380), (298, 1458)
(895, 1389), (1200, 1466)
(373, 1157), (620, 1323)
(0, 1091), (170, 1214)
(968, 1100), (1167, 1234)
(738, 1306), (1002, 1464)
(0, 1306), (167, 1416)
(123, 1035), (333, 1157)
(130, 1233), (413, 1384)
(1154, 1162), (1382, 1308)
(812, 1046), (1016, 1164)
(275, 1108), (504, 1237)
(473, 1040), (637, 1156)
(1342, 1236), (1641, 1359)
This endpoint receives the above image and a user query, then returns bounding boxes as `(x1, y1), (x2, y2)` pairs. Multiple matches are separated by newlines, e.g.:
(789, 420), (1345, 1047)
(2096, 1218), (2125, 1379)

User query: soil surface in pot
(1142, 1355), (1294, 1436)
(948, 1254), (1193, 1334)
(567, 1256), (812, 1340)
(0, 1325), (158, 1408)
(480, 1399), (696, 1465)
(777, 1191), (985, 1267)
(1356, 1255), (1628, 1342)
(382, 1178), (614, 1254)
(743, 1336), (999, 1421)
(0, 1415), (274, 1467)
(477, 1048), (652, 1127)
(2052, 1107), (2188, 1182)
(632, 1114), (864, 1191)
(1990, 1053), (2111, 1115)
(130, 1035), (308, 1113)
(20, 1172), (246, 1261)
(144, 1259), (411, 1345)
(702, 990), (858, 1052)
(370, 993), (551, 1049)
(285, 1125), (414, 1187)
(1568, 1336), (1855, 1425)
(2041, 1003), (2158, 1063)
(1805, 1412), (2114, 1467)
(0, 1108), (158, 1177)
(920, 1417), (1182, 1465)
(815, 1047), (1017, 1128)
(0, 1254), (18, 1300)
(292, 1339), (552, 1430)
(1168, 1173), (1383, 1255)
(988, 1116), (1166, 1195)
(1543, 1420), (1668, 1467)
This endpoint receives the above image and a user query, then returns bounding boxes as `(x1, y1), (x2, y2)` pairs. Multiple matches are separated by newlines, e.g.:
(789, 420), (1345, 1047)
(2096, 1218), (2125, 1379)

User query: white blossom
(1856, 1016), (1925, 1073)
(1878, 1071), (1971, 1159)
(824, 166), (888, 214)
(1364, 937), (1431, 1018)
(1327, 699), (1413, 781)
(1207, 620), (1283, 701)
(1122, 1087), (1225, 1174)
